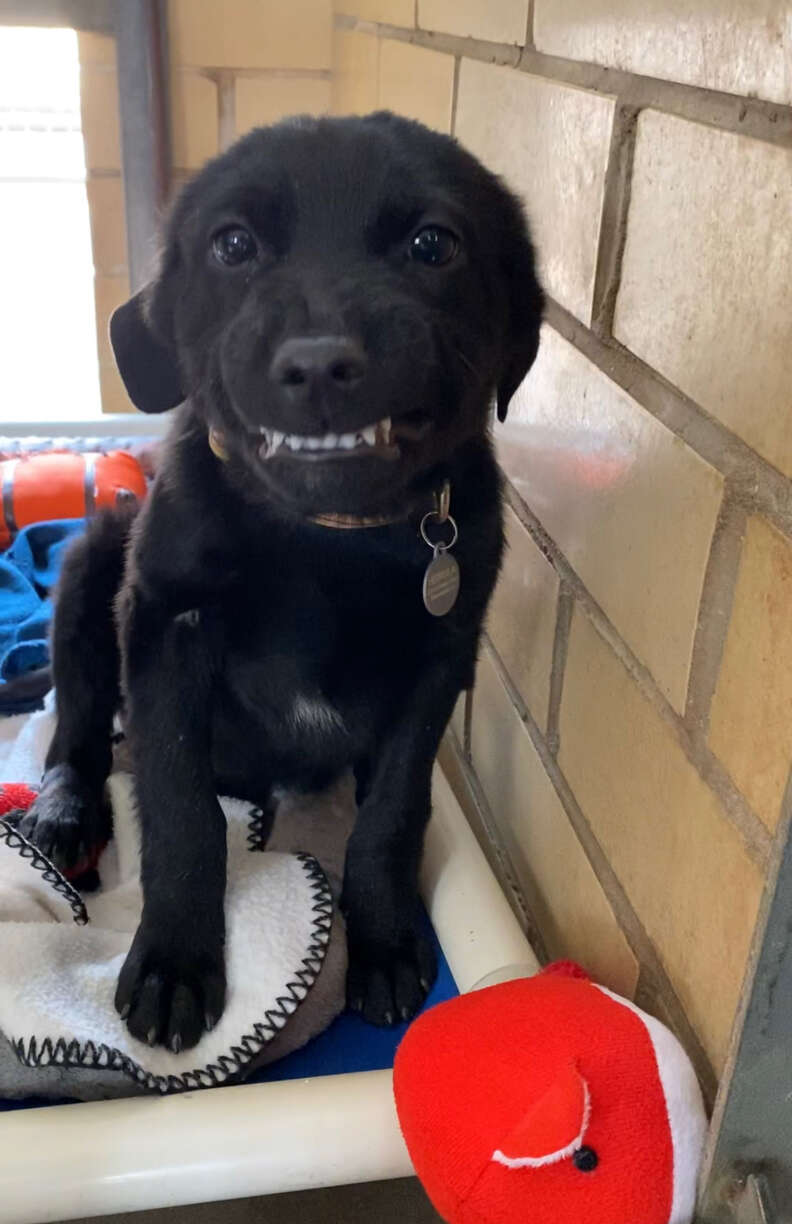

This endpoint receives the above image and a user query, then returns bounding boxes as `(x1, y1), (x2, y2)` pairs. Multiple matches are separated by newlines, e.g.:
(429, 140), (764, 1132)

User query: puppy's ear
(496, 226), (544, 423)
(109, 280), (185, 414)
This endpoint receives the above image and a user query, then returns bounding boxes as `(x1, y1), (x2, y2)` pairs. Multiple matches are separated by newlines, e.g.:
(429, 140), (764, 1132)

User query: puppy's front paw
(115, 924), (226, 1052)
(346, 927), (437, 1027)
(14, 765), (109, 875)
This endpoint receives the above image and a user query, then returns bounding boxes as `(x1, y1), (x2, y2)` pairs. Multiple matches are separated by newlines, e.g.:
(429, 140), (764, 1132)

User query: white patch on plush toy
(492, 1062), (591, 1169)
(596, 987), (708, 1224)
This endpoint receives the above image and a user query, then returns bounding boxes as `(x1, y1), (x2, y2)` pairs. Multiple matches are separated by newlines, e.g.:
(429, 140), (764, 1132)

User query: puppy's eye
(409, 226), (458, 267)
(212, 226), (257, 267)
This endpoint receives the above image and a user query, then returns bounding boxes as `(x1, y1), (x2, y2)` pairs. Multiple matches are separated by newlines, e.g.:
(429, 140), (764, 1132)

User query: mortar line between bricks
(524, 0), (536, 50)
(336, 13), (521, 66)
(544, 298), (792, 541)
(214, 70), (236, 151)
(545, 584), (574, 757)
(462, 687), (473, 759)
(480, 633), (718, 1106)
(442, 726), (545, 954)
(175, 66), (333, 80)
(685, 498), (747, 741)
(502, 483), (772, 870)
(590, 103), (638, 338)
(334, 14), (792, 150)
(450, 54), (461, 135)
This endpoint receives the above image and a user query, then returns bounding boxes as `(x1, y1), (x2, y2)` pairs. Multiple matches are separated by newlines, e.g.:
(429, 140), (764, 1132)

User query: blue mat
(0, 914), (457, 1112)
(254, 916), (457, 1084)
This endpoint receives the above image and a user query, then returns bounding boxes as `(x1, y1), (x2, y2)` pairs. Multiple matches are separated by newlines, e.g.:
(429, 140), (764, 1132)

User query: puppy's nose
(270, 336), (367, 394)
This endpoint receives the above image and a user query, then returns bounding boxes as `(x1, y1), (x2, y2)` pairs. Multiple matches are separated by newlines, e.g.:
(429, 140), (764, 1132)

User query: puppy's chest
(218, 546), (425, 704)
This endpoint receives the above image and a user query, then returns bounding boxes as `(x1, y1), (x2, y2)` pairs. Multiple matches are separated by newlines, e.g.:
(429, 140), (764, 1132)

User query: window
(0, 27), (102, 421)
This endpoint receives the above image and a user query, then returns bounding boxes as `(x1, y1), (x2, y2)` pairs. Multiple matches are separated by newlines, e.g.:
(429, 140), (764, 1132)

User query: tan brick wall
(332, 29), (380, 114)
(331, 2), (792, 1097)
(166, 0), (333, 168)
(77, 33), (129, 414)
(168, 0), (332, 71)
(378, 39), (454, 131)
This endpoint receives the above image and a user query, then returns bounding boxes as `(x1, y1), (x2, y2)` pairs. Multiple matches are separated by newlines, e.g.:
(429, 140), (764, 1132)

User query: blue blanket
(0, 520), (85, 699)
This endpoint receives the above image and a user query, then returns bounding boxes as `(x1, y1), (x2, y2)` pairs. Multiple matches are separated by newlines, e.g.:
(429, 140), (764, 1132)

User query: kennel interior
(1, 0), (792, 1215)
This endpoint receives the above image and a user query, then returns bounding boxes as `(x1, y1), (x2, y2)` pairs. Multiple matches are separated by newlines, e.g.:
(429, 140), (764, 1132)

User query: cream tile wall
(332, 0), (792, 1101)
(486, 505), (559, 732)
(500, 325), (724, 713)
(613, 111), (792, 478)
(559, 609), (763, 1072)
(709, 517), (792, 835)
(533, 0), (792, 106)
(455, 62), (614, 324)
(418, 0), (530, 45)
(472, 644), (640, 1000)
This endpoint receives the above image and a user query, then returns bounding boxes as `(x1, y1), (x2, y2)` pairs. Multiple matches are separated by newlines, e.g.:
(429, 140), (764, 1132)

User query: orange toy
(0, 451), (146, 549)
(393, 963), (707, 1224)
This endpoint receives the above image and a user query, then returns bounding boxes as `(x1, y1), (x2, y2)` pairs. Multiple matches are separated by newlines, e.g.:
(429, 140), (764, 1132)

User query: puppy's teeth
(363, 425), (377, 446)
(339, 433), (356, 449)
(380, 416), (392, 444)
(323, 433), (338, 450)
(306, 437), (322, 450)
(270, 430), (284, 450)
(286, 435), (302, 450)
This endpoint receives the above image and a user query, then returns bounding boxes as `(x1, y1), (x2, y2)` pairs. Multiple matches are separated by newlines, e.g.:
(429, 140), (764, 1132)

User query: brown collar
(308, 481), (450, 530)
(306, 510), (402, 529)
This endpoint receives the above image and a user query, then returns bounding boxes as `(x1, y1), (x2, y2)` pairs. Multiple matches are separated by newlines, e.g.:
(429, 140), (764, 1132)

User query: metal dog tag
(423, 545), (460, 617)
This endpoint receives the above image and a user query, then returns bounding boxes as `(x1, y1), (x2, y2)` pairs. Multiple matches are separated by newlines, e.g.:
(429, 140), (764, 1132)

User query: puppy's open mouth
(257, 413), (430, 463)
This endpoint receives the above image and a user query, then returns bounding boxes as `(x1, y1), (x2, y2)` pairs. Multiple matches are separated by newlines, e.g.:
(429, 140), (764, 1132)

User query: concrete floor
(66, 1179), (442, 1223)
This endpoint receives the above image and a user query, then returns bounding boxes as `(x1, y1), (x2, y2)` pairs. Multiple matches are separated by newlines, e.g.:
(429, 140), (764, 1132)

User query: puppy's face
(112, 114), (542, 516)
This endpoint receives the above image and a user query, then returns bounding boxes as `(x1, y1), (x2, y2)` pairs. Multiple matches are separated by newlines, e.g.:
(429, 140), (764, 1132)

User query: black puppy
(18, 113), (542, 1051)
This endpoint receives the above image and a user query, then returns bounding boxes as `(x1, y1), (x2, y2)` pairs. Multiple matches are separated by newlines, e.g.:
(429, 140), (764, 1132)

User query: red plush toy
(394, 963), (707, 1224)
(0, 783), (38, 819)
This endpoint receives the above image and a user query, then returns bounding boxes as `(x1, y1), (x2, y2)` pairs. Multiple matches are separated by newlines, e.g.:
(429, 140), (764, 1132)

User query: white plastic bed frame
(0, 420), (538, 1224)
(0, 768), (539, 1224)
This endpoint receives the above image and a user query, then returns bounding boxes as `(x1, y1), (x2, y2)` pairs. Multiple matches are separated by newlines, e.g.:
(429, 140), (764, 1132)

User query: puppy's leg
(343, 660), (466, 1026)
(16, 512), (130, 872)
(114, 588), (227, 1052)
